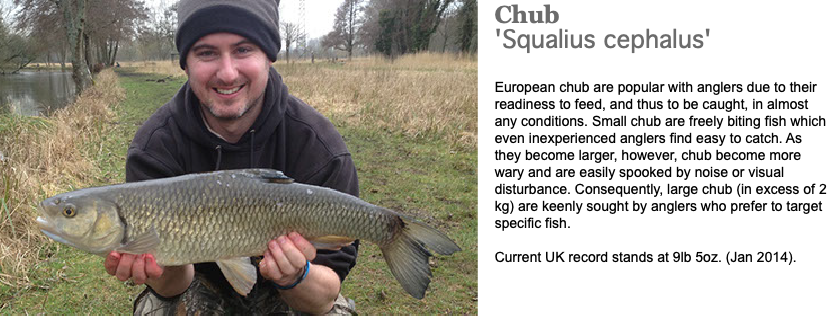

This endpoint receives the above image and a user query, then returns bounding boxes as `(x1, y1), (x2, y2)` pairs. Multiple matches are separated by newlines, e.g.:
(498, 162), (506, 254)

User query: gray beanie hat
(176, 0), (281, 69)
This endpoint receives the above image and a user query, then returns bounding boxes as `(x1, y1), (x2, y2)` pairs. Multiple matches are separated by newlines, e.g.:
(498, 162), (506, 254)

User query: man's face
(185, 33), (271, 120)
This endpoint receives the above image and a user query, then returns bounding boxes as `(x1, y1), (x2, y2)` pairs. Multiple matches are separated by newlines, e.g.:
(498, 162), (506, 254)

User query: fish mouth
(40, 227), (76, 247)
(36, 210), (78, 248)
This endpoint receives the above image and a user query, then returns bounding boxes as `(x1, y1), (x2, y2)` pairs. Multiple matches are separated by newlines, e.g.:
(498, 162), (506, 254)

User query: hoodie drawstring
(213, 130), (254, 171)
(249, 129), (256, 168)
(214, 145), (223, 170)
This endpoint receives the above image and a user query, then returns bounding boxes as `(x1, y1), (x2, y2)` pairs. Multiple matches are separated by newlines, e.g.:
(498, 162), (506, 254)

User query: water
(0, 71), (75, 116)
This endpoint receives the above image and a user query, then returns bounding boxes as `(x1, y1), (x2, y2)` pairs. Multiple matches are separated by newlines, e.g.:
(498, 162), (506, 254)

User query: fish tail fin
(380, 216), (461, 299)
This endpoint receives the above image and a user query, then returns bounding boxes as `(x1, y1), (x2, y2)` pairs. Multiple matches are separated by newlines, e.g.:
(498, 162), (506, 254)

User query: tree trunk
(83, 32), (93, 68)
(110, 39), (119, 66)
(58, 0), (93, 95)
(60, 42), (66, 70)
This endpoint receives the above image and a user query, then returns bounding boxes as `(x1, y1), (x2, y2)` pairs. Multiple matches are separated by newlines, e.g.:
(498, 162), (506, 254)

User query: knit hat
(176, 0), (281, 69)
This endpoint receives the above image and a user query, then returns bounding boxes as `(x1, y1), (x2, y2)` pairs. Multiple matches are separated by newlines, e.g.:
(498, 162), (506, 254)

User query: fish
(36, 168), (460, 299)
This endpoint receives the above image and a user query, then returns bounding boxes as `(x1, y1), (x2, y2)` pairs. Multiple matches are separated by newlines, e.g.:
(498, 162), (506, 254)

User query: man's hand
(104, 252), (164, 285)
(104, 251), (194, 297)
(259, 232), (317, 287)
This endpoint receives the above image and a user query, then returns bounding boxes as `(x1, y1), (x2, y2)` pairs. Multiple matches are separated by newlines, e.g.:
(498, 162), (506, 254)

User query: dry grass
(279, 53), (478, 149)
(0, 69), (124, 287)
(119, 60), (185, 78)
(127, 52), (478, 149)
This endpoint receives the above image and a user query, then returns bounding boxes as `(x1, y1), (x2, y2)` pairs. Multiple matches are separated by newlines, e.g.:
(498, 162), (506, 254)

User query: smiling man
(107, 0), (359, 314)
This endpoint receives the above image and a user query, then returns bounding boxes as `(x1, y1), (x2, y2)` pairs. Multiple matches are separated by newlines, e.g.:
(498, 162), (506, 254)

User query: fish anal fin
(310, 236), (354, 250)
(116, 228), (160, 255)
(217, 257), (257, 296)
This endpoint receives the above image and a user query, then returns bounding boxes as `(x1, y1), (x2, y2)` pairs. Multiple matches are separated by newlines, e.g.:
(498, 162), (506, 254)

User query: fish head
(36, 191), (124, 255)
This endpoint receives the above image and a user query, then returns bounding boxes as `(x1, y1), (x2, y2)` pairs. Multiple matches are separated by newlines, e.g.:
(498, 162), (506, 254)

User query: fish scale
(37, 169), (460, 299)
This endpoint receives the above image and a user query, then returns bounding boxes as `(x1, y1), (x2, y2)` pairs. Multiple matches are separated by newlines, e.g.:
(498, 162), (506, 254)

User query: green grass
(1, 69), (477, 314)
(341, 127), (477, 313)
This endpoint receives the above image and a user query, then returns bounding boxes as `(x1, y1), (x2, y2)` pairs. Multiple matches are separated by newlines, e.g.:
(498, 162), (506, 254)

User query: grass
(0, 53), (477, 314)
(0, 69), (127, 311)
(278, 53), (478, 150)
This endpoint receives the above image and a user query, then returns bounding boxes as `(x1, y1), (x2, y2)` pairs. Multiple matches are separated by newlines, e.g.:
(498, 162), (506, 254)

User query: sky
(145, 0), (342, 40)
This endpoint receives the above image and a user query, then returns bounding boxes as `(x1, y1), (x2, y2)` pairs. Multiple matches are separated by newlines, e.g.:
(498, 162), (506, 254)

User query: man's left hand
(260, 232), (317, 287)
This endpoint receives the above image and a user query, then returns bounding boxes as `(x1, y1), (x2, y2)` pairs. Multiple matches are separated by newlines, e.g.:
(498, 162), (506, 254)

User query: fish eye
(62, 205), (76, 217)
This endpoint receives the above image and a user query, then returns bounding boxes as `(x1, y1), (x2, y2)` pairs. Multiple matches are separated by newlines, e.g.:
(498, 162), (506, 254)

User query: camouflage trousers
(133, 274), (355, 315)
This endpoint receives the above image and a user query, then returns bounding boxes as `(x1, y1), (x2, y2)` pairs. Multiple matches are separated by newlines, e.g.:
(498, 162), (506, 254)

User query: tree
(14, 0), (68, 68)
(281, 21), (298, 63)
(456, 0), (476, 53)
(409, 0), (451, 51)
(365, 0), (452, 56)
(373, 8), (395, 57)
(0, 33), (37, 73)
(15, 0), (148, 93)
(322, 0), (363, 60)
(55, 0), (92, 94)
(86, 0), (148, 66)
(16, 0), (92, 93)
(134, 0), (177, 61)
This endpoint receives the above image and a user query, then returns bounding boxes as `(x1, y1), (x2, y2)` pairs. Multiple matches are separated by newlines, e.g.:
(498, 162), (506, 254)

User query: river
(0, 70), (75, 116)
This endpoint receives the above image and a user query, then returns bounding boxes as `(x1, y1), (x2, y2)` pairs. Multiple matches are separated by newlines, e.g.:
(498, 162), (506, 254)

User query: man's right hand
(104, 252), (164, 285)
(104, 251), (195, 297)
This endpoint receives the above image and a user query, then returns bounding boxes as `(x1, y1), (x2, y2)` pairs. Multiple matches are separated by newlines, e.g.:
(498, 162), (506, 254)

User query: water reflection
(0, 71), (75, 116)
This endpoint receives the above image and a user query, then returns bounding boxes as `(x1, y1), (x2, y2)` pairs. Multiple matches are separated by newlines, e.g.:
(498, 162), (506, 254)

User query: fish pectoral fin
(217, 257), (257, 296)
(115, 228), (160, 255)
(310, 236), (355, 250)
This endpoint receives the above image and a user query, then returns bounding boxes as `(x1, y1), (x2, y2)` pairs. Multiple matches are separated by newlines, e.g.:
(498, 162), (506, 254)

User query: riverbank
(0, 69), (123, 299)
(0, 56), (477, 313)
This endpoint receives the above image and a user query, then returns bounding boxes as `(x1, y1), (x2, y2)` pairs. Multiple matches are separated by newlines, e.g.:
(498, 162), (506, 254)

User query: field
(0, 53), (477, 313)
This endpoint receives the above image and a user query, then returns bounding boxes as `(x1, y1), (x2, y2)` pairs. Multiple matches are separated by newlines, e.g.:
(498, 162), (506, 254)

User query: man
(103, 0), (359, 314)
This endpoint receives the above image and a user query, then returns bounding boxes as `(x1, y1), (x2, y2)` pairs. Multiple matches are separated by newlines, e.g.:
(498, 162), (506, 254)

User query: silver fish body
(36, 169), (460, 299)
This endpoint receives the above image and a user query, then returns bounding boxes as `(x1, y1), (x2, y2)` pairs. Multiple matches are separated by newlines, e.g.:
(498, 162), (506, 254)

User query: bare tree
(281, 21), (297, 63)
(86, 0), (147, 66)
(134, 0), (177, 61)
(322, 0), (363, 60)
(364, 0), (452, 56)
(55, 0), (92, 94)
(15, 0), (149, 89)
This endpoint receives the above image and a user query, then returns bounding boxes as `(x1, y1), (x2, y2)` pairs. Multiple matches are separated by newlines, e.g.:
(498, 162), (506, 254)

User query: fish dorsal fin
(266, 176), (294, 184)
(261, 170), (294, 184)
(116, 228), (160, 255)
(217, 257), (258, 296)
(240, 169), (294, 184)
(207, 169), (295, 184)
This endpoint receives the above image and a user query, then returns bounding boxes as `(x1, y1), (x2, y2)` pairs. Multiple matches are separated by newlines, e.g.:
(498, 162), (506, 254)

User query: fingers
(132, 254), (147, 284)
(105, 253), (164, 284)
(260, 235), (311, 285)
(260, 247), (281, 281)
(104, 251), (120, 276)
(269, 239), (297, 281)
(288, 232), (316, 261)
(115, 254), (136, 282)
(278, 236), (307, 272)
(145, 255), (164, 279)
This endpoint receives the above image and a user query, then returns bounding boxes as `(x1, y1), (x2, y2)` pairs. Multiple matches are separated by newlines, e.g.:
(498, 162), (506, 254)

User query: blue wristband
(276, 260), (310, 290)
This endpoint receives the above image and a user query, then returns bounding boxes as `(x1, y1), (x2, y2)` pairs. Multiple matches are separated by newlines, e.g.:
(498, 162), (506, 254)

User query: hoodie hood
(174, 67), (289, 152)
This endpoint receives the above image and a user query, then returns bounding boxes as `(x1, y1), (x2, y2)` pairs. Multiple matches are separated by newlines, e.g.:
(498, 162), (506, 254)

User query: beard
(201, 90), (265, 122)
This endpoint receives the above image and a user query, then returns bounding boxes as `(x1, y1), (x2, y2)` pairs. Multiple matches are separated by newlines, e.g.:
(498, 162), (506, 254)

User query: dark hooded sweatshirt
(125, 67), (359, 298)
